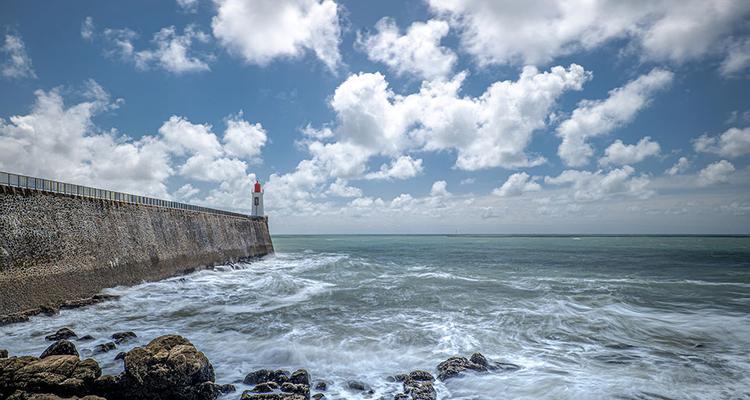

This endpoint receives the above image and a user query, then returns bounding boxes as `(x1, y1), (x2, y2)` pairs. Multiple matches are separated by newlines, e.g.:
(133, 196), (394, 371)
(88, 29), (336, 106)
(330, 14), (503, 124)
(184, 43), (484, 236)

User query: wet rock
(38, 305), (59, 316)
(394, 394), (409, 400)
(289, 369), (310, 386)
(469, 353), (488, 368)
(76, 336), (94, 342)
(311, 394), (325, 400)
(436, 356), (487, 381)
(0, 355), (101, 398)
(216, 384), (236, 394)
(280, 382), (309, 398)
(45, 328), (77, 341)
(113, 352), (125, 361)
(112, 334), (218, 400)
(0, 349), (8, 358)
(240, 393), (306, 400)
(6, 392), (106, 400)
(346, 380), (373, 393)
(244, 369), (290, 386)
(313, 381), (327, 391)
(60, 295), (118, 310)
(251, 382), (278, 393)
(92, 343), (115, 355)
(397, 370), (436, 400)
(40, 341), (79, 359)
(110, 332), (136, 344)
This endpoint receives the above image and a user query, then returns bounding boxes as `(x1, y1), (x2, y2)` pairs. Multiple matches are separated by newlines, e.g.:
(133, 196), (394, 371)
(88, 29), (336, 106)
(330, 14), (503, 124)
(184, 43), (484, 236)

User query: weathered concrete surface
(0, 186), (273, 316)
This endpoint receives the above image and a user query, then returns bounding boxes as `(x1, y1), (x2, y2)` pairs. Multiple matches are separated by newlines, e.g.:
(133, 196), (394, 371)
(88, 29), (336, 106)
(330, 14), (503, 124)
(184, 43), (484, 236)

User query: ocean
(1, 235), (749, 399)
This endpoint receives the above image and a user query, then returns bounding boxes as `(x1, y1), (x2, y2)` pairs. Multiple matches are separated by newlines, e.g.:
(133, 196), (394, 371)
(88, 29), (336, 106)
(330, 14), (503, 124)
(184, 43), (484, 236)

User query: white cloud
(174, 183), (200, 200)
(365, 155), (424, 180)
(460, 178), (475, 185)
(81, 17), (95, 41)
(177, 0), (199, 12)
(493, 172), (541, 197)
(720, 38), (750, 77)
(1, 34), (36, 79)
(159, 115), (223, 158)
(693, 127), (750, 158)
(545, 166), (652, 201)
(0, 84), (171, 196)
(599, 137), (661, 166)
(104, 25), (212, 74)
(327, 178), (362, 198)
(665, 157), (689, 176)
(358, 18), (456, 80)
(557, 68), (673, 167)
(427, 0), (750, 70)
(430, 180), (450, 197)
(698, 160), (735, 186)
(211, 0), (341, 70)
(223, 116), (267, 159)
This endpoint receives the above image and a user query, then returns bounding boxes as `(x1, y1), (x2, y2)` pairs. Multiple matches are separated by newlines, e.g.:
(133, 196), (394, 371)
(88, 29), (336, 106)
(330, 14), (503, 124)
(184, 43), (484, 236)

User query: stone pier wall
(0, 186), (274, 316)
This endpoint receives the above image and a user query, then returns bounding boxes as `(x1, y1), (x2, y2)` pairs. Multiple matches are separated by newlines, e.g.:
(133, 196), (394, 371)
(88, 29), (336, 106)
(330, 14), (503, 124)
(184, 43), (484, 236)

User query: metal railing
(0, 171), (254, 219)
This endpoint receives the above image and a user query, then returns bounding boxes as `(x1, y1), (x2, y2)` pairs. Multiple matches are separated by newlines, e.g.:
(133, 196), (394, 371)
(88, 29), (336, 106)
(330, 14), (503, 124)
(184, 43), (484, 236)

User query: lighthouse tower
(252, 179), (264, 217)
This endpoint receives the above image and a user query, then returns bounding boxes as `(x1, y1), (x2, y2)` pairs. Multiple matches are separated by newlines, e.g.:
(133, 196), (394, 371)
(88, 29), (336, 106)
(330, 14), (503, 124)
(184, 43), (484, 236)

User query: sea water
(1, 235), (749, 399)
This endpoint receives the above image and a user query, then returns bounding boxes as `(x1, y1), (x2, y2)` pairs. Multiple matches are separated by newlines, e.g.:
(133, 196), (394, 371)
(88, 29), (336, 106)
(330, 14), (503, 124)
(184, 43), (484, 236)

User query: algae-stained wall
(0, 186), (273, 315)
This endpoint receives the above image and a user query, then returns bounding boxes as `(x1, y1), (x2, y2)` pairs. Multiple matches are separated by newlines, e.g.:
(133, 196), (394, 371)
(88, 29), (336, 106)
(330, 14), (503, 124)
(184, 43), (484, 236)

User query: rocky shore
(0, 328), (520, 400)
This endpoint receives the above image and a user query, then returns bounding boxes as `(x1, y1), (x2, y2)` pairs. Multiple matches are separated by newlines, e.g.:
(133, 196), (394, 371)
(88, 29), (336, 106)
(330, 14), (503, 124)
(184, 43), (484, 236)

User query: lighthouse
(252, 179), (264, 217)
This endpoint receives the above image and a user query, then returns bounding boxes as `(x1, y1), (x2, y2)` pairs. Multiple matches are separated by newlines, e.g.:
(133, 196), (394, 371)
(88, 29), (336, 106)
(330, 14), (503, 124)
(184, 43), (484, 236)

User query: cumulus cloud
(358, 18), (456, 80)
(698, 160), (735, 186)
(327, 178), (362, 198)
(430, 180), (450, 197)
(222, 115), (267, 159)
(211, 0), (341, 70)
(1, 34), (36, 79)
(493, 172), (541, 197)
(557, 68), (673, 167)
(545, 166), (652, 202)
(427, 0), (750, 71)
(365, 155), (424, 180)
(720, 38), (750, 77)
(177, 0), (199, 12)
(693, 127), (750, 158)
(104, 25), (212, 74)
(599, 137), (661, 166)
(665, 156), (689, 176)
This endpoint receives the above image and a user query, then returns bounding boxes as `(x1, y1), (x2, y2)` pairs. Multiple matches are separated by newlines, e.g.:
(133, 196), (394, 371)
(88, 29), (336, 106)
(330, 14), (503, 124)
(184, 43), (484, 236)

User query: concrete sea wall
(0, 185), (273, 316)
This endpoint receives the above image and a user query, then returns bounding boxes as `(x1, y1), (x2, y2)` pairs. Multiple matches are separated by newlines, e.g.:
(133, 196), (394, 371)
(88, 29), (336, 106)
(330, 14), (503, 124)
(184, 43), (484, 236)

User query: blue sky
(1, 0), (750, 234)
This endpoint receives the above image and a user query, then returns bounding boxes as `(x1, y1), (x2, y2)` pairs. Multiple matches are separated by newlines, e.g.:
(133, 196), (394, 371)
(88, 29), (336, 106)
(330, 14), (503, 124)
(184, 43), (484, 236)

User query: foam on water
(1, 235), (749, 399)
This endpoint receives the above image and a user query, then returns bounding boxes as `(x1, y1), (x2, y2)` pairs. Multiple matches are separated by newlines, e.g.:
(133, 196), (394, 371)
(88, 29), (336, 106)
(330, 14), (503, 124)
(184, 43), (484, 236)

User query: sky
(1, 0), (750, 234)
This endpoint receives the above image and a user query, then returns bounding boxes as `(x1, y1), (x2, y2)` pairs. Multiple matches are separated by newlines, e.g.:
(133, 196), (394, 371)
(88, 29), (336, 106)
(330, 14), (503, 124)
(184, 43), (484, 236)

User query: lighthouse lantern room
(252, 179), (264, 217)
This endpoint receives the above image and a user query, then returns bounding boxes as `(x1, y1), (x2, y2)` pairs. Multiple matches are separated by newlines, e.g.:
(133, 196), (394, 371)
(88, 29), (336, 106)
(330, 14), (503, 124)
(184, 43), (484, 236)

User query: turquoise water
(2, 235), (749, 399)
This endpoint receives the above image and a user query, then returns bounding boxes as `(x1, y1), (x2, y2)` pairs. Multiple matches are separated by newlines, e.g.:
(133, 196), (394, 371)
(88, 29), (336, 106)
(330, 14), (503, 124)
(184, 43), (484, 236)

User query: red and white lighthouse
(252, 179), (264, 217)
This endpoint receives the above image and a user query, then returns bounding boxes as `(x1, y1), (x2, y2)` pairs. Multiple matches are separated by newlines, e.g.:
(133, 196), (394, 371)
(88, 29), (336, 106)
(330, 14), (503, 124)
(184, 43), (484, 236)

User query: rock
(280, 382), (309, 398)
(244, 369), (290, 386)
(216, 384), (235, 394)
(110, 332), (136, 344)
(45, 328), (77, 341)
(313, 381), (327, 391)
(40, 341), (79, 359)
(114, 352), (125, 361)
(394, 394), (409, 400)
(6, 392), (106, 400)
(92, 343), (115, 355)
(0, 355), (101, 398)
(289, 369), (310, 386)
(239, 392), (306, 400)
(76, 336), (94, 342)
(436, 356), (487, 381)
(312, 394), (325, 400)
(112, 334), (218, 400)
(469, 353), (488, 368)
(38, 305), (59, 316)
(346, 380), (371, 392)
(0, 349), (7, 358)
(251, 382), (278, 393)
(397, 370), (436, 400)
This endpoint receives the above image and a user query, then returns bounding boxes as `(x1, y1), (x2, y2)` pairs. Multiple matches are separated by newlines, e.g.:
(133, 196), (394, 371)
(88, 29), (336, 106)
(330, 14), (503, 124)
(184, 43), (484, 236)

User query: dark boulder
(346, 380), (373, 394)
(251, 382), (278, 393)
(397, 370), (436, 400)
(239, 393), (306, 400)
(436, 356), (486, 381)
(0, 355), (101, 398)
(469, 353), (488, 368)
(6, 392), (106, 400)
(92, 343), (116, 355)
(216, 384), (235, 394)
(0, 349), (7, 358)
(312, 394), (325, 400)
(76, 336), (94, 342)
(280, 382), (309, 398)
(45, 328), (77, 341)
(41, 341), (79, 359)
(313, 381), (327, 391)
(289, 369), (310, 386)
(244, 369), (290, 386)
(114, 352), (125, 361)
(111, 332), (136, 344)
